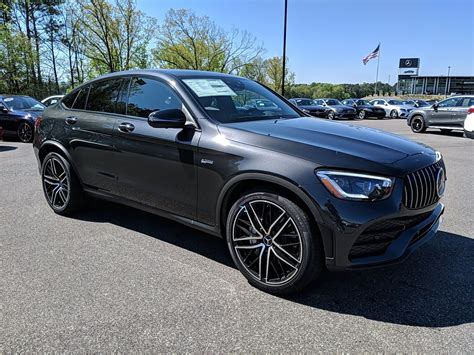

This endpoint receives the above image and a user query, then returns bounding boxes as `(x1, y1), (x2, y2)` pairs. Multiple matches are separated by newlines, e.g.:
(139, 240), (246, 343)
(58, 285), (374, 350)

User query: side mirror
(148, 109), (187, 129)
(432, 102), (439, 110)
(384, 103), (389, 106)
(352, 103), (357, 107)
(0, 104), (9, 113)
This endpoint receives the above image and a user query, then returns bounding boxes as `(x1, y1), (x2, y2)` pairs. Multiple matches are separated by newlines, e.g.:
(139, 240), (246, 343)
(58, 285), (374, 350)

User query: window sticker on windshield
(4, 98), (13, 102)
(183, 79), (236, 97)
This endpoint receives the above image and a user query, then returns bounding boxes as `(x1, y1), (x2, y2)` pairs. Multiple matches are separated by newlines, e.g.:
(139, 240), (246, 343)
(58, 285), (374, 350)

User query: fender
(216, 172), (325, 230)
(38, 140), (84, 186)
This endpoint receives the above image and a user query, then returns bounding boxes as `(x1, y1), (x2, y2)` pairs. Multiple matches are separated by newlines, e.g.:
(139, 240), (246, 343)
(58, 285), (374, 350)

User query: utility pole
(445, 66), (451, 97)
(374, 43), (381, 95)
(281, 0), (288, 97)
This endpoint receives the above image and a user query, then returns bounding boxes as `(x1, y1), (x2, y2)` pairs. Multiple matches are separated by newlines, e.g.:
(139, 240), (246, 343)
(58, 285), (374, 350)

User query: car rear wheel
(41, 152), (87, 215)
(226, 192), (324, 294)
(358, 110), (366, 119)
(17, 122), (33, 143)
(410, 116), (426, 133)
(327, 111), (335, 120)
(390, 109), (398, 119)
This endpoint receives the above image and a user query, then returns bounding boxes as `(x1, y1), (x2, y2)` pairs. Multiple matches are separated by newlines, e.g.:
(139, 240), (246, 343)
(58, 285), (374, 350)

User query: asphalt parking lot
(1, 118), (473, 352)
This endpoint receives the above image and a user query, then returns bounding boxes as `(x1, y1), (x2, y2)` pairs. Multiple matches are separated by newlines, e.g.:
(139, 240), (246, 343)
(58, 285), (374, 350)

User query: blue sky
(138, 0), (474, 84)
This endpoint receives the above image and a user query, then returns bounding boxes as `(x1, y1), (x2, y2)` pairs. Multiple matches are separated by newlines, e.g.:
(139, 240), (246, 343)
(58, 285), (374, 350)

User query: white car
(41, 95), (64, 107)
(370, 98), (415, 119)
(464, 106), (474, 139)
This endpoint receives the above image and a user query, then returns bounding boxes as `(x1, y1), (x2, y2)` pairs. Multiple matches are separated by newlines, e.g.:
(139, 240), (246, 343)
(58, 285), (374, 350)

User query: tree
(263, 56), (294, 94)
(153, 9), (264, 74)
(75, 0), (155, 74)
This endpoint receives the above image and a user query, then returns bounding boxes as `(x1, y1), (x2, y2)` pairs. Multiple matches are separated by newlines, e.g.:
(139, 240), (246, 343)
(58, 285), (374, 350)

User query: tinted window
(62, 92), (79, 108)
(388, 100), (403, 105)
(73, 86), (89, 110)
(127, 77), (182, 118)
(438, 97), (459, 108)
(325, 99), (342, 105)
(86, 79), (123, 113)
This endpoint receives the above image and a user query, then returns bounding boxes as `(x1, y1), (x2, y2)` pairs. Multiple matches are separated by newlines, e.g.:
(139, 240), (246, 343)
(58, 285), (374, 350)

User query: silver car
(407, 95), (474, 133)
(370, 98), (415, 119)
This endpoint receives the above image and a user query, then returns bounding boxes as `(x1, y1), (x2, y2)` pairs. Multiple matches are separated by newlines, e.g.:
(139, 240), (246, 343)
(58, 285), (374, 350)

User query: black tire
(358, 110), (366, 119)
(17, 121), (33, 143)
(327, 111), (335, 120)
(410, 116), (426, 133)
(440, 129), (452, 133)
(41, 152), (87, 215)
(226, 191), (324, 294)
(390, 109), (398, 119)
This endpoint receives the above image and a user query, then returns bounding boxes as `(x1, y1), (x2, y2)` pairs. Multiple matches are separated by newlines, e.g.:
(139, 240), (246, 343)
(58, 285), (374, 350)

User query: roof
(96, 69), (242, 81)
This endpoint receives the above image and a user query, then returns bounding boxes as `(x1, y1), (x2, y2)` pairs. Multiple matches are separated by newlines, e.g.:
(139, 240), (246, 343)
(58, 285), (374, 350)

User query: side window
(86, 79), (123, 113)
(62, 91), (79, 108)
(459, 97), (474, 107)
(73, 86), (89, 110)
(438, 98), (459, 108)
(127, 77), (182, 118)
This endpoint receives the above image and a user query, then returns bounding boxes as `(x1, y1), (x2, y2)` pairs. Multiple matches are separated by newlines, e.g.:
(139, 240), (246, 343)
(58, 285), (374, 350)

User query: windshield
(388, 100), (403, 105)
(417, 100), (430, 106)
(3, 96), (45, 111)
(325, 99), (342, 106)
(295, 99), (314, 106)
(182, 77), (301, 123)
(356, 100), (372, 105)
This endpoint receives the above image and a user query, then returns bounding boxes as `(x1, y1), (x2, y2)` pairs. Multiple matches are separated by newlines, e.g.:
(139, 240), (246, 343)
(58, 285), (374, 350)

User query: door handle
(65, 116), (77, 125)
(118, 122), (135, 133)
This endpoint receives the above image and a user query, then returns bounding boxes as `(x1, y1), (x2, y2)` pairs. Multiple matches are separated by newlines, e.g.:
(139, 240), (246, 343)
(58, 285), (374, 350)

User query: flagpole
(374, 43), (380, 95)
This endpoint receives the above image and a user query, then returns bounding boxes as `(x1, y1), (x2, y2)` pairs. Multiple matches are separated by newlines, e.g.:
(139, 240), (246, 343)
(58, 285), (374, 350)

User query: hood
(218, 117), (437, 176)
(396, 104), (415, 110)
(329, 105), (354, 111)
(358, 105), (384, 110)
(13, 108), (43, 119)
(299, 105), (325, 111)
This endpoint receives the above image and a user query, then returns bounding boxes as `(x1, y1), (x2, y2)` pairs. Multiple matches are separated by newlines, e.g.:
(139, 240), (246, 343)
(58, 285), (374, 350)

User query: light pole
(445, 66), (451, 97)
(281, 0), (288, 97)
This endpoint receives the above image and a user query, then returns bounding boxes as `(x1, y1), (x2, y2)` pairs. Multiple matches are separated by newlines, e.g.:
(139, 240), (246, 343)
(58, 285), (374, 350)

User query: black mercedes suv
(33, 70), (446, 294)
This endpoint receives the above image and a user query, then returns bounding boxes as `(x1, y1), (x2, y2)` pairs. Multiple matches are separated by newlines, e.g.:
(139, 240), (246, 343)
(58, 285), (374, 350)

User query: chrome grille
(403, 160), (445, 209)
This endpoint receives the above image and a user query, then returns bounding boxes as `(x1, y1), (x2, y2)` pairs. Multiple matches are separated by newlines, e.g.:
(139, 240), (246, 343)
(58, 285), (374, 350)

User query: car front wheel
(226, 192), (324, 294)
(390, 109), (398, 119)
(41, 152), (87, 215)
(410, 116), (426, 133)
(358, 110), (366, 119)
(327, 111), (335, 120)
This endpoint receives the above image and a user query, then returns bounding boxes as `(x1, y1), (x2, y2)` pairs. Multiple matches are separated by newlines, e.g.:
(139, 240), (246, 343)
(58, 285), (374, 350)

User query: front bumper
(302, 175), (444, 271)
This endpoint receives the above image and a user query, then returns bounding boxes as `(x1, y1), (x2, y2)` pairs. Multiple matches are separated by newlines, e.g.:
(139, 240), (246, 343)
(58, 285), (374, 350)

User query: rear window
(73, 86), (89, 110)
(62, 91), (79, 108)
(86, 79), (123, 113)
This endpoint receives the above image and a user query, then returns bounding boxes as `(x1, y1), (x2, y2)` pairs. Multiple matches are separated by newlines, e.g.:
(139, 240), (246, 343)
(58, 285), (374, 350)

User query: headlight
(400, 108), (407, 112)
(316, 170), (394, 201)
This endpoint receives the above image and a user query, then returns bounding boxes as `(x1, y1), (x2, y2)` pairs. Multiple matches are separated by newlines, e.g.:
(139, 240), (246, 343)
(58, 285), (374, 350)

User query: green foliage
(153, 9), (264, 74)
(286, 82), (396, 100)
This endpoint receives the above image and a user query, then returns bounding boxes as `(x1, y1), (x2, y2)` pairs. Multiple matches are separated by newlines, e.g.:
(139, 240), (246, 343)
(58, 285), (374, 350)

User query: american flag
(362, 44), (380, 65)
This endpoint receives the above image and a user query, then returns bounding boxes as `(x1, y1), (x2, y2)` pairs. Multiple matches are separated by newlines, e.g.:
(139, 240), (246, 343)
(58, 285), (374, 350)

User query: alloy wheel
(411, 118), (424, 133)
(328, 111), (335, 120)
(17, 122), (32, 143)
(390, 110), (398, 119)
(358, 110), (366, 119)
(42, 157), (70, 209)
(231, 200), (303, 285)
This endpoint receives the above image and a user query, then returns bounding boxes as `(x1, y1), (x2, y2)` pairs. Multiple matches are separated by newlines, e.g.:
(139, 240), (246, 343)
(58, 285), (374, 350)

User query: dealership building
(397, 58), (474, 95)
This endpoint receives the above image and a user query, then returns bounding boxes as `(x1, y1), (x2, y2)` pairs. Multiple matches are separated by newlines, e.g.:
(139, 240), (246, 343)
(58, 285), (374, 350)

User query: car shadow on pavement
(285, 230), (474, 328)
(0, 145), (18, 152)
(73, 200), (473, 328)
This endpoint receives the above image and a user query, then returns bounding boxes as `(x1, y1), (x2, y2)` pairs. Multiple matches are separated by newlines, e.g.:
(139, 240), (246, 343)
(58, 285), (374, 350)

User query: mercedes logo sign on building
(405, 59), (412, 66)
